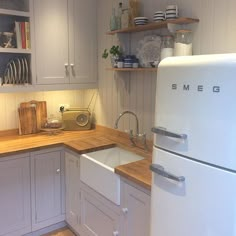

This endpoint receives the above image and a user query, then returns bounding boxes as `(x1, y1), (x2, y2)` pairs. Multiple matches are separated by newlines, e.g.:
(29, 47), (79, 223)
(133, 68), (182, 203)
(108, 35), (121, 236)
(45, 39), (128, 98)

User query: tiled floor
(42, 227), (75, 236)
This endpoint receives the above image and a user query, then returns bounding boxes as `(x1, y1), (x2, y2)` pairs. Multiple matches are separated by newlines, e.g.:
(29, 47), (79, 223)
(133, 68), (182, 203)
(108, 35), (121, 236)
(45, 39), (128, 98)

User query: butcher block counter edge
(0, 126), (152, 190)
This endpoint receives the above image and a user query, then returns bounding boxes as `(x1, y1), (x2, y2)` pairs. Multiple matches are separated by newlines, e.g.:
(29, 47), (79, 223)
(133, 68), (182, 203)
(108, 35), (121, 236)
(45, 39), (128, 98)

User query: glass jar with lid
(160, 35), (174, 60)
(174, 30), (193, 56)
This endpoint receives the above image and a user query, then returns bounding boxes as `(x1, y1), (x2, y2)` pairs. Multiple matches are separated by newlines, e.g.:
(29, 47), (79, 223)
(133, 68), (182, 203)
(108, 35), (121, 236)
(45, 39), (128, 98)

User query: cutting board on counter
(18, 107), (37, 135)
(18, 101), (47, 135)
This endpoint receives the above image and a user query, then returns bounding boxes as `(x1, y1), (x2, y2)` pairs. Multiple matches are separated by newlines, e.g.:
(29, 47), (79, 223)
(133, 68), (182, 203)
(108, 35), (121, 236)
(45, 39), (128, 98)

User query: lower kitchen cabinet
(65, 150), (81, 233)
(80, 182), (121, 236)
(31, 147), (65, 231)
(121, 180), (151, 236)
(0, 154), (31, 236)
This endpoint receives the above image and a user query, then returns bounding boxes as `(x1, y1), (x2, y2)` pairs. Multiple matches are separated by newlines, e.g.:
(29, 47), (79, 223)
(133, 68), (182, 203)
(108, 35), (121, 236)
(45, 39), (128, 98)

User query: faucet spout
(114, 110), (139, 135)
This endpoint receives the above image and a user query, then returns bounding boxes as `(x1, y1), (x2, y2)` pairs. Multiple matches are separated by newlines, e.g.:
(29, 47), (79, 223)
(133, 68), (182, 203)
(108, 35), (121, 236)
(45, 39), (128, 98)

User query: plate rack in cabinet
(0, 0), (33, 87)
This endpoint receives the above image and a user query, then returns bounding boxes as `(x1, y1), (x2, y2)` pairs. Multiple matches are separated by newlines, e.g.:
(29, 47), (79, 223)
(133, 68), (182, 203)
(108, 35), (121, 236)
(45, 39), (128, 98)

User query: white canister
(174, 30), (193, 56)
(160, 35), (174, 60)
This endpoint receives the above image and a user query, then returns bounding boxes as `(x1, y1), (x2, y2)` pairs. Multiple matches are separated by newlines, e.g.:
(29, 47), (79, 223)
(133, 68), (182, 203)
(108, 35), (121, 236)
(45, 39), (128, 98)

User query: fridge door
(150, 147), (236, 236)
(154, 54), (236, 170)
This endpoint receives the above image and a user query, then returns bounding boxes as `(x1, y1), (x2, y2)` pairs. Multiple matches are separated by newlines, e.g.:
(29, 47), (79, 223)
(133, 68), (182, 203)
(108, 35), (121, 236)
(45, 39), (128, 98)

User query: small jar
(160, 35), (174, 60)
(174, 30), (193, 56)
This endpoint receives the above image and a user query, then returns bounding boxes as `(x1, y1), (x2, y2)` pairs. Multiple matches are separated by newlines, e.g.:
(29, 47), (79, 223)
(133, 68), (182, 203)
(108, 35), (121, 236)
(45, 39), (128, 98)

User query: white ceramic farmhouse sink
(80, 147), (144, 205)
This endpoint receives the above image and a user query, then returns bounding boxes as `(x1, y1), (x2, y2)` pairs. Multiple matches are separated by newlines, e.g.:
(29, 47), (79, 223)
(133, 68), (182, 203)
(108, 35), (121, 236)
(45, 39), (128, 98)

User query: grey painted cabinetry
(64, 151), (151, 236)
(30, 147), (65, 231)
(0, 147), (65, 236)
(121, 180), (151, 236)
(0, 154), (31, 236)
(80, 182), (121, 236)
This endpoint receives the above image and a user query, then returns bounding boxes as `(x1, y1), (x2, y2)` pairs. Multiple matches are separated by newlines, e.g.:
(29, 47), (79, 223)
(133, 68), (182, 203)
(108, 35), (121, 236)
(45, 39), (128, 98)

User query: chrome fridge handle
(150, 164), (185, 182)
(151, 127), (187, 140)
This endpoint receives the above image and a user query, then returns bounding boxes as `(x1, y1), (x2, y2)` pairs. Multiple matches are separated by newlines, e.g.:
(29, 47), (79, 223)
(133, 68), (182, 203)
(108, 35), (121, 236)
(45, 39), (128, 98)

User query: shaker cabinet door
(121, 181), (151, 236)
(31, 147), (65, 231)
(68, 0), (97, 84)
(79, 182), (120, 236)
(34, 0), (69, 84)
(0, 155), (31, 236)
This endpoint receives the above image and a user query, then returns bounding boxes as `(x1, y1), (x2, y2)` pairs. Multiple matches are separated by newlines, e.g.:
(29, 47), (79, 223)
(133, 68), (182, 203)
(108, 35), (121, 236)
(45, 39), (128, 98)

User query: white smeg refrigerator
(150, 54), (236, 236)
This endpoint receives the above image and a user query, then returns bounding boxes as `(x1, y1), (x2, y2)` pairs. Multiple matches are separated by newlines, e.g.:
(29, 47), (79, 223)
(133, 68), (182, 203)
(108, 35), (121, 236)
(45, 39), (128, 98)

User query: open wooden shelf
(106, 67), (157, 72)
(106, 17), (199, 35)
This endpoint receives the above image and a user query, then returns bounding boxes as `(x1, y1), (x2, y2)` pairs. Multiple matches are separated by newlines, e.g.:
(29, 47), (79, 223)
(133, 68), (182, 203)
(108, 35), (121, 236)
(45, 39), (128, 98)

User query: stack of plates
(153, 11), (165, 22)
(134, 17), (149, 26)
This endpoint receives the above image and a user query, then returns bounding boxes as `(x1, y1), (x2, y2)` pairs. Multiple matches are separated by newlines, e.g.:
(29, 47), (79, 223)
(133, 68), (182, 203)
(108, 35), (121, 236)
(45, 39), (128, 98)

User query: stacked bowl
(153, 11), (165, 22)
(134, 17), (149, 26)
(165, 5), (178, 20)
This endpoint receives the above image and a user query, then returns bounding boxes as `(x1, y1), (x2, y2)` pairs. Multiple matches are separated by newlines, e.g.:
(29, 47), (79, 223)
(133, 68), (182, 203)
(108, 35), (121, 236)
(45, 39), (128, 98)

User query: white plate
(11, 60), (17, 84)
(20, 58), (25, 83)
(23, 58), (28, 83)
(136, 35), (161, 67)
(16, 58), (22, 84)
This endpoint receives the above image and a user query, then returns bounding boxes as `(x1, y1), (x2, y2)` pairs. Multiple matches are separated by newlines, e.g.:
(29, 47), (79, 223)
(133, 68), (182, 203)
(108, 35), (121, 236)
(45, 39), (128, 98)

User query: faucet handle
(125, 129), (134, 136)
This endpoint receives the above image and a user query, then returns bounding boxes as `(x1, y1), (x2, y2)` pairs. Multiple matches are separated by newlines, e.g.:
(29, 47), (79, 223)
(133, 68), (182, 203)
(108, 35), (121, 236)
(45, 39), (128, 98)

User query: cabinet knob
(56, 168), (60, 173)
(113, 231), (119, 236)
(122, 208), (128, 214)
(64, 63), (69, 67)
(70, 63), (74, 67)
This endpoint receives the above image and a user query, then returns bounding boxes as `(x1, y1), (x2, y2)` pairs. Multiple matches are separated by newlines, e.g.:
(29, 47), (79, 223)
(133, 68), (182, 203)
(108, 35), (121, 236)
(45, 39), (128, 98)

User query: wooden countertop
(0, 126), (152, 190)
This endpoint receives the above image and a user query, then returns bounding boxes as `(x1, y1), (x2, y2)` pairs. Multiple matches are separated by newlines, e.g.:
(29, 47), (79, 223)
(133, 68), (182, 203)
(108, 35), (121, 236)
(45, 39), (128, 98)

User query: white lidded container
(160, 35), (174, 60)
(174, 29), (192, 56)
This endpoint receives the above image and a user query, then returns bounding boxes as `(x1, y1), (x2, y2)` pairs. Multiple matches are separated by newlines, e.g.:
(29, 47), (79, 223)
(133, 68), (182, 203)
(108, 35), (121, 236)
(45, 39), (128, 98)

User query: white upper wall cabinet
(33, 0), (69, 84)
(68, 0), (97, 84)
(34, 0), (97, 86)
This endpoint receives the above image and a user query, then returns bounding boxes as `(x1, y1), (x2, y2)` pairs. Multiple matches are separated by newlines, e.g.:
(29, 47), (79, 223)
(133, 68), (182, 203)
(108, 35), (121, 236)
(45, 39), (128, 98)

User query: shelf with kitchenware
(0, 0), (33, 87)
(106, 67), (157, 72)
(106, 17), (199, 35)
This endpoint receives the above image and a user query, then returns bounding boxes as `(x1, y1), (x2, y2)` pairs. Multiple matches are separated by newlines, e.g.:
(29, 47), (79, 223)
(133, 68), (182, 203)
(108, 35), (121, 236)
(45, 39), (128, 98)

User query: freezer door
(150, 147), (236, 236)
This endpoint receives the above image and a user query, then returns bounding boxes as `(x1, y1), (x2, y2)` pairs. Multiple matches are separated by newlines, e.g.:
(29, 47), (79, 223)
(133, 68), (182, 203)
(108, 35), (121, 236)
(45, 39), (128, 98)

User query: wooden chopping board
(18, 107), (37, 135)
(18, 100), (47, 134)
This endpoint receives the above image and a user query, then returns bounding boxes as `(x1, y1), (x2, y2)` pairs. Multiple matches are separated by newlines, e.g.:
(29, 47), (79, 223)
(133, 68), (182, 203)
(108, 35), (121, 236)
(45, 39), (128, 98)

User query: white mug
(117, 61), (124, 68)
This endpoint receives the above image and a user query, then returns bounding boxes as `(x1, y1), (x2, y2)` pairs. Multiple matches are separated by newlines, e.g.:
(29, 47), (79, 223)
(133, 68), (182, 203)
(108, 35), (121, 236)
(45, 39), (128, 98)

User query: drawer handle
(56, 168), (60, 173)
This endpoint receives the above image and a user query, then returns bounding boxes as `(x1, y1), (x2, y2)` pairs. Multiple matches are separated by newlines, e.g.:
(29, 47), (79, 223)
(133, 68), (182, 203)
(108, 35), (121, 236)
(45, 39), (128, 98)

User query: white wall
(0, 89), (95, 131)
(95, 0), (236, 139)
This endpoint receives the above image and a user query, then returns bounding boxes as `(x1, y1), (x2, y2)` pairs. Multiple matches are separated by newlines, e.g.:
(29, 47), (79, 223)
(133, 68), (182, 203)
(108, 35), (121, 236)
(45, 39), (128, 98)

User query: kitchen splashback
(0, 89), (96, 131)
